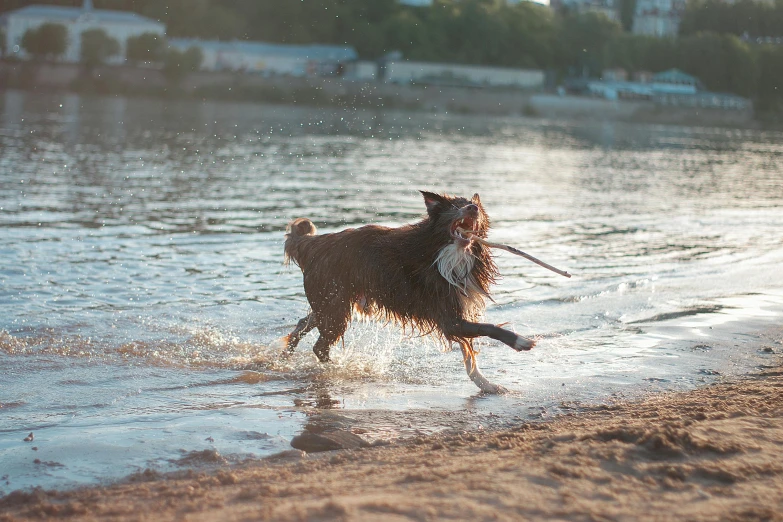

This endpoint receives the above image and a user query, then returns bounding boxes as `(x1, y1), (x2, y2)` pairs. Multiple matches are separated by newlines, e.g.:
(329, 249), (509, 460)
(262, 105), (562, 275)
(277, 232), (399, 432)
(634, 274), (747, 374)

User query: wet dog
(281, 191), (535, 393)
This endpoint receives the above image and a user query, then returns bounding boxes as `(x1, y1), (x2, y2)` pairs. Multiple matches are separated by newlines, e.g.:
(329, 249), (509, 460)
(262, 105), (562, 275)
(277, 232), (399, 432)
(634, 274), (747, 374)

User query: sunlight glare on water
(1, 91), (782, 492)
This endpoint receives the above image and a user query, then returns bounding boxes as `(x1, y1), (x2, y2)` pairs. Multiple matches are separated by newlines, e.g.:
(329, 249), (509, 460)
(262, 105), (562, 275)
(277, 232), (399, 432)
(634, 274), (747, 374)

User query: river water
(1, 90), (782, 493)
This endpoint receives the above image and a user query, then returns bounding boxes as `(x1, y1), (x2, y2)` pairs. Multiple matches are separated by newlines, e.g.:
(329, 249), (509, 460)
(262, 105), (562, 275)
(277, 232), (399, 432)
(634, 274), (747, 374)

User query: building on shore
(649, 68), (699, 94)
(167, 39), (357, 77)
(632, 0), (685, 37)
(383, 61), (545, 90)
(0, 0), (164, 64)
(550, 0), (620, 22)
(655, 91), (752, 110)
(583, 68), (751, 110)
(587, 68), (699, 99)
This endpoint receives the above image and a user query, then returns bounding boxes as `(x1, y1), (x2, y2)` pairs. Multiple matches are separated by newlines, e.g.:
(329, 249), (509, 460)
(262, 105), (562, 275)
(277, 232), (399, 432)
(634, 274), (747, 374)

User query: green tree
(604, 34), (678, 73)
(126, 32), (165, 65)
(679, 0), (733, 36)
(141, 0), (244, 40)
(382, 10), (435, 61)
(80, 28), (120, 68)
(202, 4), (246, 40)
(335, 0), (401, 59)
(453, 0), (511, 65)
(559, 11), (624, 76)
(677, 32), (756, 97)
(679, 0), (782, 36)
(504, 2), (560, 69)
(618, 0), (637, 32)
(755, 45), (783, 112)
(20, 23), (68, 61)
(232, 0), (310, 43)
(163, 46), (203, 84)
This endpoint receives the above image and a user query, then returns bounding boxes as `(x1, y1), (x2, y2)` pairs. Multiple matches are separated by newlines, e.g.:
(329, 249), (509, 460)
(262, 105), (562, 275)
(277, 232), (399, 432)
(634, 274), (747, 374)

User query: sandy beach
(2, 351), (783, 521)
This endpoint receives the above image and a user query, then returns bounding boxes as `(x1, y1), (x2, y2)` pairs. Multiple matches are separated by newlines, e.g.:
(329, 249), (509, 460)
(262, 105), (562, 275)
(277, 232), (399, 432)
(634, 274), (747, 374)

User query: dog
(281, 191), (535, 393)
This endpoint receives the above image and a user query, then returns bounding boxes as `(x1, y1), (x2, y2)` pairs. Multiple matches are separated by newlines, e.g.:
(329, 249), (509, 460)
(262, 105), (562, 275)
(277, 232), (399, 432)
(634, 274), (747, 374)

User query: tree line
(7, 23), (203, 82)
(1, 0), (782, 112)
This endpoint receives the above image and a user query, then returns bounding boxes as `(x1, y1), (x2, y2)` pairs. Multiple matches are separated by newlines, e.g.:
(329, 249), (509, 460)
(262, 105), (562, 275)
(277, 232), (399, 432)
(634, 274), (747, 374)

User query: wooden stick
(464, 232), (572, 278)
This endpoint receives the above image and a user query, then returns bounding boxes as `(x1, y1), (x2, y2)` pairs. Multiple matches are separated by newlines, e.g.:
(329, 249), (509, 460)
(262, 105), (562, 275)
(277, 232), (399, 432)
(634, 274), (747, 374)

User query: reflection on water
(1, 90), (782, 492)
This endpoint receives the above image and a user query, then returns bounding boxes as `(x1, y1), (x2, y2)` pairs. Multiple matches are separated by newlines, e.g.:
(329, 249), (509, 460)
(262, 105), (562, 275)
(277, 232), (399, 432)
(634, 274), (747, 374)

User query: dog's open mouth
(451, 217), (477, 248)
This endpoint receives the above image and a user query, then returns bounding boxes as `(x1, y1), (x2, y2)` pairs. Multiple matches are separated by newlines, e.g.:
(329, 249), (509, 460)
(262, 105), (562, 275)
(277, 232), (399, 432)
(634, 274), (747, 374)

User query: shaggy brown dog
(282, 191), (535, 393)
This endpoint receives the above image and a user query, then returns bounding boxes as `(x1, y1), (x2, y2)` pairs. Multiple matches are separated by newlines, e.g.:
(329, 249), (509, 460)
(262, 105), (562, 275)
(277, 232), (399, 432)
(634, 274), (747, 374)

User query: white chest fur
(435, 243), (476, 292)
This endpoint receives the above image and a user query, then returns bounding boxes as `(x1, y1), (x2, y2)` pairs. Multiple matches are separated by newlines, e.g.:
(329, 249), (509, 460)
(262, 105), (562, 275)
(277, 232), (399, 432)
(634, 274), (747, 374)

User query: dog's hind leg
(311, 323), (347, 363)
(285, 312), (316, 353)
(451, 320), (535, 352)
(312, 335), (335, 363)
(309, 303), (351, 363)
(457, 340), (507, 395)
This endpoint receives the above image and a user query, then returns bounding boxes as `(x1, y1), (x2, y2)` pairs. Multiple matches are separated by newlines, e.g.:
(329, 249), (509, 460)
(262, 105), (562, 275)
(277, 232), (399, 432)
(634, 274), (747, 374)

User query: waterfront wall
(0, 60), (757, 126)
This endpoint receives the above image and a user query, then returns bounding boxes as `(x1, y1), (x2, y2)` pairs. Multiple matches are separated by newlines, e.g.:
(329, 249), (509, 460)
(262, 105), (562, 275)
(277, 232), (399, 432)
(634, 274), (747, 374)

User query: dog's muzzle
(450, 204), (480, 249)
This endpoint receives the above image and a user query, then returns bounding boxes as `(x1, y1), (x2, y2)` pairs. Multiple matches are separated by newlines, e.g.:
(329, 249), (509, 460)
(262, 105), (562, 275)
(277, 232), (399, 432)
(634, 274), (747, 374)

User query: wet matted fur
(281, 191), (535, 393)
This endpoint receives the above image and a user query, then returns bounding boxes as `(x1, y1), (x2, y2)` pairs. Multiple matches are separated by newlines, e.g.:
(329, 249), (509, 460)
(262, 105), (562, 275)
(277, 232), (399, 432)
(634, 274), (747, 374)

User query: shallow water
(1, 90), (782, 492)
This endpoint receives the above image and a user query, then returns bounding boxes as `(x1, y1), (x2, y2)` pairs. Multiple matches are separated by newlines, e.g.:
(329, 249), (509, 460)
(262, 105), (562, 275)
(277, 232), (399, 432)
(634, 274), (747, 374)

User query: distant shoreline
(0, 59), (774, 130)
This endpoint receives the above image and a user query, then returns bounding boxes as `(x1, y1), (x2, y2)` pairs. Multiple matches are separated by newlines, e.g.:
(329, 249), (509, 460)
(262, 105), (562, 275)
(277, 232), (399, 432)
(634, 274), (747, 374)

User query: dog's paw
(512, 335), (535, 351)
(269, 335), (291, 353)
(481, 382), (509, 395)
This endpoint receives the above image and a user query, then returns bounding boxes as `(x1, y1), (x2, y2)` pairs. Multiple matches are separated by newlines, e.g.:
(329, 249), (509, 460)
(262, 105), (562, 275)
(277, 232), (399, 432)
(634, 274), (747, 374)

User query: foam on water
(1, 91), (783, 493)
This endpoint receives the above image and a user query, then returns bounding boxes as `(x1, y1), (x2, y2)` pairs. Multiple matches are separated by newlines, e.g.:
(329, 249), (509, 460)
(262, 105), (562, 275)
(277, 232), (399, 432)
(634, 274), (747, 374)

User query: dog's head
(420, 191), (489, 250)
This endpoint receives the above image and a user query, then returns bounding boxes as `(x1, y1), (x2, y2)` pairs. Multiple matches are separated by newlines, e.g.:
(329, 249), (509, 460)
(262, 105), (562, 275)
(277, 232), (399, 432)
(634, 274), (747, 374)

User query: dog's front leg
(452, 320), (535, 352)
(456, 340), (507, 395)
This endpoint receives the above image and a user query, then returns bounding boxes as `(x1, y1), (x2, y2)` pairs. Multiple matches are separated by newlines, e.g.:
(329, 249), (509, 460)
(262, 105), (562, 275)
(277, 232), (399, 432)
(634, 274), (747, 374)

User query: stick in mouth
(457, 228), (572, 278)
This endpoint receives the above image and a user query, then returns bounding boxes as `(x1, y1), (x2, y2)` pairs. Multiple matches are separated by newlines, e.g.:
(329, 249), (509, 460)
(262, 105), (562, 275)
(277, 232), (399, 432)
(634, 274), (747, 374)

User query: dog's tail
(284, 218), (317, 266)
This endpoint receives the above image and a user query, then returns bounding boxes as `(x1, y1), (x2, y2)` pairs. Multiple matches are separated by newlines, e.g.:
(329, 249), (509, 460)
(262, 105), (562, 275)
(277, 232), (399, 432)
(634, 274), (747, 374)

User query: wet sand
(2, 355), (783, 522)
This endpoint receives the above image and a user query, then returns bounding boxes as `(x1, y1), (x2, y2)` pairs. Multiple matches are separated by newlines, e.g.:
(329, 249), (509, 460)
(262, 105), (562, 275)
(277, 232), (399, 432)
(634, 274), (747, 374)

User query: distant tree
(382, 10), (433, 61)
(676, 32), (756, 96)
(80, 28), (120, 69)
(163, 46), (203, 84)
(679, 0), (732, 36)
(618, 0), (637, 32)
(1, 28), (6, 58)
(604, 33), (650, 71)
(203, 4), (246, 40)
(503, 2), (560, 69)
(450, 0), (511, 65)
(20, 23), (68, 61)
(337, 0), (401, 59)
(604, 34), (678, 73)
(141, 0), (244, 40)
(679, 0), (782, 37)
(755, 45), (783, 113)
(235, 0), (310, 43)
(126, 32), (165, 65)
(559, 11), (624, 76)
(380, 0), (558, 67)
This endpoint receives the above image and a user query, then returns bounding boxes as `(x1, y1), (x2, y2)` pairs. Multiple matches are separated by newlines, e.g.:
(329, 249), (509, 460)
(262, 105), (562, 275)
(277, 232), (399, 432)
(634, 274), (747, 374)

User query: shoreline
(1, 60), (775, 130)
(2, 354), (782, 521)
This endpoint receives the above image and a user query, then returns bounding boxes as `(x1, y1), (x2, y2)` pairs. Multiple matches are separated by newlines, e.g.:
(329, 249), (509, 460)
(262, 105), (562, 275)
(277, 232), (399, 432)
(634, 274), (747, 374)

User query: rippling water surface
(1, 90), (782, 492)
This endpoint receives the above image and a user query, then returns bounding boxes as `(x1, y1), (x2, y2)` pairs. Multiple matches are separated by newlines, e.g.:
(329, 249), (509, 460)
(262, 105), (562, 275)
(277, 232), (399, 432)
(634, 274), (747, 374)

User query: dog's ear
(471, 193), (481, 205)
(420, 191), (446, 213)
